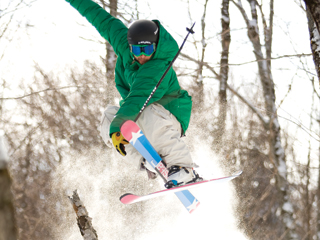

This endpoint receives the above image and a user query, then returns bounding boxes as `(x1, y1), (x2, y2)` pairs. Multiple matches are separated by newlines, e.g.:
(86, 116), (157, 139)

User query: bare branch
(227, 53), (312, 66)
(231, 0), (250, 27)
(227, 82), (268, 126)
(311, 77), (320, 98)
(0, 14), (14, 39)
(180, 53), (220, 78)
(0, 85), (83, 100)
(180, 52), (267, 126)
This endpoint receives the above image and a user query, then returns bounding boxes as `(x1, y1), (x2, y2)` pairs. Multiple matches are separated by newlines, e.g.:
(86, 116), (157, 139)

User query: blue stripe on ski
(175, 190), (199, 213)
(132, 134), (162, 168)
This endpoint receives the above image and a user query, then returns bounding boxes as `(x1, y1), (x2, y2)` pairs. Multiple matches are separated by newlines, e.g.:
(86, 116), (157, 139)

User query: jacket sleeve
(65, 0), (128, 56)
(109, 59), (173, 134)
(114, 58), (130, 101)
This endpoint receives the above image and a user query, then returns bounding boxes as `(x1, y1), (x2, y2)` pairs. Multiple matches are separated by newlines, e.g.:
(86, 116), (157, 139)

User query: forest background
(0, 0), (320, 239)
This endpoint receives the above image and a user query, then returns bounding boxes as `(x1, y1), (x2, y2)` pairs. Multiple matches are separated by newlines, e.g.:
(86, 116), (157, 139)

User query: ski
(120, 120), (200, 213)
(120, 170), (242, 208)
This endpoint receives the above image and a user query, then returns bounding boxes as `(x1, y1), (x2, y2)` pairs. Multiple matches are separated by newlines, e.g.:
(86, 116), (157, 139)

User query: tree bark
(304, 0), (320, 84)
(0, 136), (17, 240)
(304, 0), (320, 33)
(217, 0), (231, 141)
(317, 126), (320, 240)
(100, 0), (118, 104)
(69, 190), (98, 240)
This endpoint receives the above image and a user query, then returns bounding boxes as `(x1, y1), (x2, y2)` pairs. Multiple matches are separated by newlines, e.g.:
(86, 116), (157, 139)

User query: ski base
(120, 170), (242, 206)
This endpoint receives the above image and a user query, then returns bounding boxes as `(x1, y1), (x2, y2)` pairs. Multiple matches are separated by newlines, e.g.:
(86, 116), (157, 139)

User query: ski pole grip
(186, 22), (195, 34)
(187, 28), (195, 34)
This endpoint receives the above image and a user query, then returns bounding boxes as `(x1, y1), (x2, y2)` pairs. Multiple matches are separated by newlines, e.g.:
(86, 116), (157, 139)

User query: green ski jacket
(66, 0), (192, 135)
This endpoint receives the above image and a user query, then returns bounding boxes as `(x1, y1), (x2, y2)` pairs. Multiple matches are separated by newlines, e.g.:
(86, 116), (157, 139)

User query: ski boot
(165, 165), (203, 189)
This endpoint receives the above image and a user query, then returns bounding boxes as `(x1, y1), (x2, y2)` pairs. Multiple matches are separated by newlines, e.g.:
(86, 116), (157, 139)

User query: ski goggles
(130, 44), (156, 57)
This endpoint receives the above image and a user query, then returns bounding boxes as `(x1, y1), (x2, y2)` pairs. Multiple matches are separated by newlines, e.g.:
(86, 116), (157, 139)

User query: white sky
(1, 0), (319, 239)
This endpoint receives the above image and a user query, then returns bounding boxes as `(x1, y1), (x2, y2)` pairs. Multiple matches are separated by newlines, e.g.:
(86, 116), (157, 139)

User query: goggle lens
(131, 44), (155, 57)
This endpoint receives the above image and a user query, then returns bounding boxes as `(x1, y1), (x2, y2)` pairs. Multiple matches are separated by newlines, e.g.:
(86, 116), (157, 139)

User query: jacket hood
(152, 20), (179, 61)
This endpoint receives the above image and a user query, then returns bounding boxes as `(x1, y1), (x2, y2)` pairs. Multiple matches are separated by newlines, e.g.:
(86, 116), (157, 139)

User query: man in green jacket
(65, 0), (202, 186)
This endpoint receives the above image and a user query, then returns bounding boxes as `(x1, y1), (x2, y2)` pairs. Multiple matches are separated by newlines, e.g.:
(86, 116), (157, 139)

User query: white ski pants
(99, 103), (194, 170)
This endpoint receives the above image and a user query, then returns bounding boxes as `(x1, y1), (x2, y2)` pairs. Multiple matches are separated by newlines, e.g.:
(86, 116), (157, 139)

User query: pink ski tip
(120, 193), (140, 204)
(120, 120), (140, 141)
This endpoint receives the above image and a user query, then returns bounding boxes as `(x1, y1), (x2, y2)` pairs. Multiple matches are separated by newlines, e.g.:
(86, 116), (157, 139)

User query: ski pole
(134, 22), (196, 122)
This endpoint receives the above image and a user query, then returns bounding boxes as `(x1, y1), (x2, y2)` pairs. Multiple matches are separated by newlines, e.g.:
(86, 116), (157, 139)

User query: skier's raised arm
(65, 0), (128, 57)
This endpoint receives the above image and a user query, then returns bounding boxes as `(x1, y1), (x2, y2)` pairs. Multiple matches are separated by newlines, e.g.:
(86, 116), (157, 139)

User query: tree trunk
(232, 1), (295, 238)
(317, 98), (320, 239)
(195, 0), (209, 112)
(304, 0), (320, 84)
(69, 190), (98, 240)
(247, 1), (293, 237)
(217, 0), (231, 141)
(101, 0), (118, 105)
(0, 136), (17, 240)
(304, 0), (320, 33)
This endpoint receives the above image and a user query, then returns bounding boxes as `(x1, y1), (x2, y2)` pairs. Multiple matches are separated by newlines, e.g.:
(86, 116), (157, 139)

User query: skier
(65, 0), (202, 186)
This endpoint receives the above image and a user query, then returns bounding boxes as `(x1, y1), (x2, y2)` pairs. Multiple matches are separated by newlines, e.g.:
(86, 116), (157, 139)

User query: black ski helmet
(127, 20), (159, 45)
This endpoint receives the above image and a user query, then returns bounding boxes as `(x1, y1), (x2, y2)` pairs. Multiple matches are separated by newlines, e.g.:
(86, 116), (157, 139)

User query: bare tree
(99, 0), (119, 104)
(304, 0), (320, 84)
(304, 0), (320, 33)
(216, 0), (231, 142)
(179, 0), (304, 238)
(317, 109), (320, 239)
(222, 1), (296, 238)
(0, 135), (17, 240)
(2, 61), (108, 239)
(0, 2), (37, 239)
